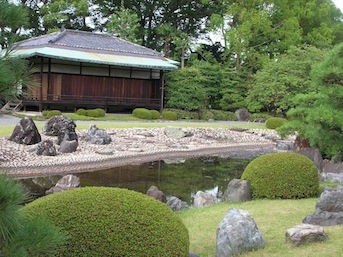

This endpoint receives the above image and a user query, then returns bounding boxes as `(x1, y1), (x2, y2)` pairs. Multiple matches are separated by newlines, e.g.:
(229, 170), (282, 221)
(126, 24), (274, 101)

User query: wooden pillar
(47, 58), (51, 100)
(39, 57), (43, 112)
(159, 70), (165, 114)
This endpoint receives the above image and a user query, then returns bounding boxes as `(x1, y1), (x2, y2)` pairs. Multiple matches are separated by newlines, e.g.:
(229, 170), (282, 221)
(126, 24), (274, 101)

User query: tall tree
(278, 43), (343, 158)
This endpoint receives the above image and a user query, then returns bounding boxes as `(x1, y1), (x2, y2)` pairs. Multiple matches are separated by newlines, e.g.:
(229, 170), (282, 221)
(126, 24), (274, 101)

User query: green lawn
(178, 198), (343, 257)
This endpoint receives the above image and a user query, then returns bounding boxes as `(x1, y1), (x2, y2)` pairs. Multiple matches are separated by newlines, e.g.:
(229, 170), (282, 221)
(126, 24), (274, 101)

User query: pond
(19, 156), (250, 204)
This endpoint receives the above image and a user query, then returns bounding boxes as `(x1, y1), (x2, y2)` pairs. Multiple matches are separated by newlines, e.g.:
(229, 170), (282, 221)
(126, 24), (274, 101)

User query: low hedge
(149, 109), (161, 119)
(162, 110), (177, 120)
(76, 108), (87, 116)
(42, 110), (62, 119)
(241, 152), (319, 199)
(21, 187), (189, 257)
(132, 108), (153, 119)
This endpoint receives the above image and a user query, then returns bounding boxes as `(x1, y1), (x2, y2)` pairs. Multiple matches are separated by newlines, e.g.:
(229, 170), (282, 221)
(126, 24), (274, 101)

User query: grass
(178, 198), (343, 257)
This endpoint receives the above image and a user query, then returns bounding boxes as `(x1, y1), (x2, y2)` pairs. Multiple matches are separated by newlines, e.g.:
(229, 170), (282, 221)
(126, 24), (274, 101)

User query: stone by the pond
(84, 124), (112, 144)
(216, 208), (265, 257)
(46, 174), (80, 194)
(43, 115), (76, 136)
(235, 108), (250, 121)
(9, 117), (41, 145)
(167, 196), (188, 211)
(59, 139), (78, 153)
(285, 224), (327, 246)
(36, 140), (57, 156)
(222, 179), (252, 203)
(193, 191), (216, 208)
(303, 186), (343, 226)
(164, 127), (193, 139)
(146, 186), (166, 203)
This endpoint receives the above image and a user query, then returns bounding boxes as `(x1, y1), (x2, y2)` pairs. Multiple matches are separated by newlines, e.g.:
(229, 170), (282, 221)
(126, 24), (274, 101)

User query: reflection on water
(20, 156), (249, 204)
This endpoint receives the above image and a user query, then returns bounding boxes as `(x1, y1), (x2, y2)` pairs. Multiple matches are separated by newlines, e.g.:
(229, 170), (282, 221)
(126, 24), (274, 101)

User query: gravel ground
(0, 126), (281, 178)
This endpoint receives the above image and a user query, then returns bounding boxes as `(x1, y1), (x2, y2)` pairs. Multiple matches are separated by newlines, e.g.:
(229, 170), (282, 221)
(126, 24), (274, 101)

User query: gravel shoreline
(0, 127), (281, 178)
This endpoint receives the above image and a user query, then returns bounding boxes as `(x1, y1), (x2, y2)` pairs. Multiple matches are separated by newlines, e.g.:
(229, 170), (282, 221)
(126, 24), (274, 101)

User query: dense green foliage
(241, 153), (319, 199)
(0, 175), (65, 257)
(166, 67), (207, 111)
(265, 117), (287, 129)
(132, 108), (153, 119)
(75, 108), (106, 117)
(21, 187), (189, 257)
(247, 46), (327, 113)
(278, 43), (343, 158)
(249, 113), (272, 122)
(162, 110), (177, 120)
(75, 108), (87, 116)
(163, 108), (199, 120)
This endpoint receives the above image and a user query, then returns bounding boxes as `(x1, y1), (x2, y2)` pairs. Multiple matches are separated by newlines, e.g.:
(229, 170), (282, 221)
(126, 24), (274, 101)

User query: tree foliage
(0, 175), (66, 257)
(247, 45), (326, 114)
(278, 43), (343, 158)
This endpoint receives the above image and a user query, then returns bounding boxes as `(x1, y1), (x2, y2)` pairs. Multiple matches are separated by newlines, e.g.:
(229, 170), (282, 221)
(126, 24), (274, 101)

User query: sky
(332, 0), (343, 13)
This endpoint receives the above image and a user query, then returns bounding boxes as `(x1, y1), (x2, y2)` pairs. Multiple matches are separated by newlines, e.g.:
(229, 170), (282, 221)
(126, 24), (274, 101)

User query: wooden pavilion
(11, 29), (178, 112)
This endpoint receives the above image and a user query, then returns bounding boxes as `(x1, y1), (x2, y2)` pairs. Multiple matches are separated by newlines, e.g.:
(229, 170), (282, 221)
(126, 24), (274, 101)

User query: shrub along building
(11, 29), (178, 112)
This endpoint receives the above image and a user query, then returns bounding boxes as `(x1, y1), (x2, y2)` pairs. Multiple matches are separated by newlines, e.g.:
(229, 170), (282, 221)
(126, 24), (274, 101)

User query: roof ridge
(48, 29), (67, 44)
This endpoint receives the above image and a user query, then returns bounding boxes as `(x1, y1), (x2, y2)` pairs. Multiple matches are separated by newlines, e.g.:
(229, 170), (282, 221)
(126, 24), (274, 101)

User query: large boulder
(83, 124), (111, 144)
(146, 186), (166, 203)
(35, 140), (57, 156)
(303, 186), (343, 226)
(46, 174), (80, 195)
(234, 108), (250, 121)
(167, 196), (189, 212)
(9, 117), (41, 145)
(296, 147), (323, 172)
(59, 139), (78, 153)
(164, 127), (193, 139)
(216, 208), (265, 257)
(285, 224), (327, 246)
(43, 115), (76, 136)
(57, 129), (78, 145)
(222, 179), (252, 203)
(193, 191), (216, 208)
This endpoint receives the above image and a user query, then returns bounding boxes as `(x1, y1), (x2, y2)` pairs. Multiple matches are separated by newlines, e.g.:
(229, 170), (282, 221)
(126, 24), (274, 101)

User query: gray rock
(193, 191), (216, 208)
(276, 141), (293, 151)
(84, 124), (111, 144)
(234, 108), (250, 121)
(46, 174), (80, 194)
(43, 115), (76, 136)
(286, 224), (327, 246)
(95, 148), (115, 155)
(296, 147), (323, 172)
(164, 127), (193, 139)
(167, 196), (188, 211)
(321, 173), (343, 183)
(303, 186), (343, 226)
(36, 140), (57, 156)
(216, 208), (265, 257)
(146, 186), (166, 203)
(57, 129), (78, 145)
(9, 117), (41, 145)
(222, 179), (252, 203)
(59, 139), (78, 153)
(322, 159), (343, 174)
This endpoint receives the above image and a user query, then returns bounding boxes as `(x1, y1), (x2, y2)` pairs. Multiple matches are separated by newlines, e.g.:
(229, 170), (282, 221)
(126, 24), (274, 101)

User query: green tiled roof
(12, 30), (179, 70)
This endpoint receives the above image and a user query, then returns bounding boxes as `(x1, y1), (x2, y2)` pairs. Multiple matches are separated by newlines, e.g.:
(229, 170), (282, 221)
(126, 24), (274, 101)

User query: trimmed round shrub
(163, 108), (198, 119)
(41, 110), (49, 117)
(132, 108), (152, 119)
(200, 110), (215, 120)
(149, 109), (160, 119)
(86, 109), (100, 117)
(76, 108), (87, 116)
(45, 110), (62, 119)
(21, 187), (189, 257)
(162, 110), (177, 120)
(225, 111), (238, 121)
(94, 108), (106, 117)
(265, 117), (287, 129)
(241, 152), (319, 199)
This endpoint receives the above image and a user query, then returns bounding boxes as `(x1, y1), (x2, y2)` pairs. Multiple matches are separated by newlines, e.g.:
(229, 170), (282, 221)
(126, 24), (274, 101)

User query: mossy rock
(21, 187), (189, 257)
(241, 152), (319, 199)
(265, 117), (287, 129)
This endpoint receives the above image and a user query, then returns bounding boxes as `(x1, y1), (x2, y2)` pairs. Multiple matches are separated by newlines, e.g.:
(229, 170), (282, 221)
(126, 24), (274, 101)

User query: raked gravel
(0, 127), (282, 177)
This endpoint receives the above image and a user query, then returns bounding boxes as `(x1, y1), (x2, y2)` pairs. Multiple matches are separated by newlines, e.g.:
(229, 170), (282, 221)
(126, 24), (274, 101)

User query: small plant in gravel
(241, 152), (319, 199)
(21, 187), (189, 257)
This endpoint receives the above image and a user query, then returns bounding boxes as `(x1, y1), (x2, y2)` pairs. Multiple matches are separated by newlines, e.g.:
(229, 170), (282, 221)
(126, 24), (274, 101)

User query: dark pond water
(19, 156), (250, 204)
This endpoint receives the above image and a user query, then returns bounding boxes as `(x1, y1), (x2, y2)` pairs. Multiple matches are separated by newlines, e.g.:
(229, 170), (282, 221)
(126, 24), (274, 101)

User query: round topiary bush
(265, 117), (287, 129)
(21, 187), (189, 257)
(132, 108), (152, 119)
(76, 108), (87, 116)
(94, 108), (106, 117)
(46, 110), (62, 119)
(162, 110), (177, 120)
(86, 109), (100, 117)
(241, 152), (319, 199)
(200, 110), (215, 120)
(149, 109), (160, 119)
